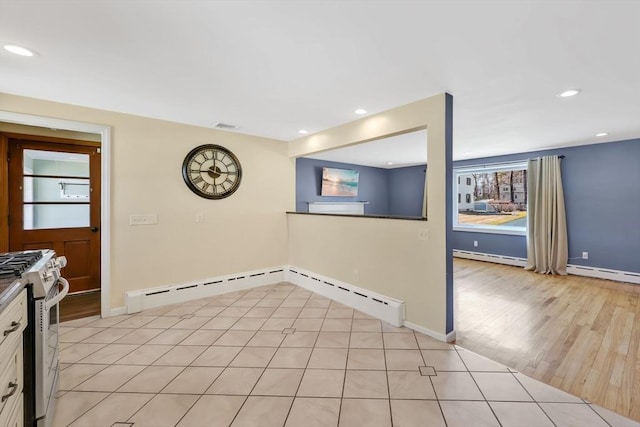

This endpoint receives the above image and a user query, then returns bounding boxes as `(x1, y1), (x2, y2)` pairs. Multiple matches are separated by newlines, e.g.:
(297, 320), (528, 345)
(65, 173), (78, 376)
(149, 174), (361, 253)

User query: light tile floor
(54, 282), (640, 427)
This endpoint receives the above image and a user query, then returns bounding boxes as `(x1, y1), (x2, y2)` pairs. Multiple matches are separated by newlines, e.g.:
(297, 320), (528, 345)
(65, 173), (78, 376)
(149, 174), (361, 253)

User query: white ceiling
(0, 1), (639, 165)
(306, 129), (427, 169)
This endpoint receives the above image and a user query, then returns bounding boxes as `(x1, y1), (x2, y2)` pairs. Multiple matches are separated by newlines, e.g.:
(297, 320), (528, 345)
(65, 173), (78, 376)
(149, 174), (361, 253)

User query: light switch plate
(129, 214), (159, 226)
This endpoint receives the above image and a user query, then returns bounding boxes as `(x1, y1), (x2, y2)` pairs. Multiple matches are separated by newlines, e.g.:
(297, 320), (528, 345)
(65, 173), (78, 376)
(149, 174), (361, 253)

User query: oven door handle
(45, 277), (70, 311)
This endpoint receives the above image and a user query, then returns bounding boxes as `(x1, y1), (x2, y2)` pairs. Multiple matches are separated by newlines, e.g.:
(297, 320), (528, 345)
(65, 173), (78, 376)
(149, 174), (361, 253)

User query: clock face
(182, 144), (242, 199)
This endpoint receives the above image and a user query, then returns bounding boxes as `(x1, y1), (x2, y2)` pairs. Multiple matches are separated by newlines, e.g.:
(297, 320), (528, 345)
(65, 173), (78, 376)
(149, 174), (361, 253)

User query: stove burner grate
(0, 250), (44, 278)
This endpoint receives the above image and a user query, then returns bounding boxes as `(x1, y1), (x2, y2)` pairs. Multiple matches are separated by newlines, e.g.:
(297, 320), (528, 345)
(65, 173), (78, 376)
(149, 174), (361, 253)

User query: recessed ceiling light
(595, 132), (608, 137)
(298, 129), (309, 134)
(3, 44), (37, 56)
(354, 109), (367, 115)
(558, 89), (581, 98)
(387, 162), (394, 165)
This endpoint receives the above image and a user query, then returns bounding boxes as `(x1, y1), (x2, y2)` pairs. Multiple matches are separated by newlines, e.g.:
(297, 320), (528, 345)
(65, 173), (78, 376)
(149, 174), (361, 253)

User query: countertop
(286, 211), (428, 221)
(0, 277), (27, 316)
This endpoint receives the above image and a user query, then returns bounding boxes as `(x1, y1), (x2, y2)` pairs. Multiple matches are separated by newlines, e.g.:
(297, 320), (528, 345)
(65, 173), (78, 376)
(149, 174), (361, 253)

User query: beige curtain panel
(525, 155), (568, 275)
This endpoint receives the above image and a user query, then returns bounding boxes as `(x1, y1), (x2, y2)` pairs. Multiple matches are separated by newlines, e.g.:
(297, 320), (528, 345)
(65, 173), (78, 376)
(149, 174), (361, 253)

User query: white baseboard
(453, 250), (640, 285)
(285, 265), (405, 327)
(404, 321), (456, 343)
(110, 306), (126, 317)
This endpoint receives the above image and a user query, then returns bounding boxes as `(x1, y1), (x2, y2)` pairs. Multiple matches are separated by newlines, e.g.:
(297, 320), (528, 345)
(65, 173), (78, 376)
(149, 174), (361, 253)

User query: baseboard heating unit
(125, 266), (286, 313)
(453, 250), (640, 285)
(285, 266), (405, 327)
(125, 265), (406, 327)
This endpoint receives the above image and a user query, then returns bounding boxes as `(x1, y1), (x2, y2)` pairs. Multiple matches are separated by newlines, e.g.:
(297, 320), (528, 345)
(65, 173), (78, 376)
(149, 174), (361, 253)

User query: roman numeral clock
(182, 144), (242, 199)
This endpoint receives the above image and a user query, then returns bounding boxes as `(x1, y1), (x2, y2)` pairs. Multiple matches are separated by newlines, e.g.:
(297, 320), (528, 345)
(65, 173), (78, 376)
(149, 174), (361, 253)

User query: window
(453, 162), (528, 235)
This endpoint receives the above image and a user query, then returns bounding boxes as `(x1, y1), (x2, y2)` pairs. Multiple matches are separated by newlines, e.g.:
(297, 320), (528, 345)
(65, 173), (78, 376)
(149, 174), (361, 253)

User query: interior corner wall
(0, 93), (295, 309)
(453, 138), (640, 274)
(288, 94), (452, 337)
(388, 165), (427, 217)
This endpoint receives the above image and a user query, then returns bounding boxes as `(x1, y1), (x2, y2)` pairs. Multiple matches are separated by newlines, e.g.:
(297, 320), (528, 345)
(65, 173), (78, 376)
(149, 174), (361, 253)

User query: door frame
(0, 111), (112, 318)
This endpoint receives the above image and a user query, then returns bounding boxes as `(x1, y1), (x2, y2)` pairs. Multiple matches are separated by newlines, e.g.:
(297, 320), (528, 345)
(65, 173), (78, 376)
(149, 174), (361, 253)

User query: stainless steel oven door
(35, 277), (69, 426)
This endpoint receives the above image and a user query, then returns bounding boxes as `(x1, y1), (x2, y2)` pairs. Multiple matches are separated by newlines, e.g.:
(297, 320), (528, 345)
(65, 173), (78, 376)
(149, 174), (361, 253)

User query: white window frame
(453, 161), (528, 236)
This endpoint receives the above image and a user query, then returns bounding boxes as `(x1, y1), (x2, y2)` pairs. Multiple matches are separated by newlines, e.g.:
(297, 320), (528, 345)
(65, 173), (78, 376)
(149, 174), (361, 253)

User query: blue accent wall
(388, 165), (426, 217)
(296, 157), (391, 215)
(453, 138), (640, 274)
(445, 93), (455, 334)
(296, 157), (426, 217)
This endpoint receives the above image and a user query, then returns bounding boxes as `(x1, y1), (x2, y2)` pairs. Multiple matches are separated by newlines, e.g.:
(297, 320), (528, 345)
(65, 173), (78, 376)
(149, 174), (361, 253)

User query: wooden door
(8, 137), (101, 293)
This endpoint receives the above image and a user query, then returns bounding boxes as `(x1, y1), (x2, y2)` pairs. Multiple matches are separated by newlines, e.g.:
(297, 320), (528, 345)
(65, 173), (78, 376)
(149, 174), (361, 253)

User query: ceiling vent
(213, 122), (239, 130)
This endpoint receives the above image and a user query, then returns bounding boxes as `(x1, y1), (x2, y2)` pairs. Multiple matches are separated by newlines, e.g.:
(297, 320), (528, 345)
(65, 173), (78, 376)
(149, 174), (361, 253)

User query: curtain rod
(530, 155), (565, 160)
(453, 155), (564, 170)
(453, 159), (528, 170)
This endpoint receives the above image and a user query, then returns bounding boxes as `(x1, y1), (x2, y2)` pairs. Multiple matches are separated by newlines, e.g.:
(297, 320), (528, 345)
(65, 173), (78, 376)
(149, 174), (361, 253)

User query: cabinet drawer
(0, 289), (27, 353)
(0, 340), (23, 421)
(1, 390), (23, 427)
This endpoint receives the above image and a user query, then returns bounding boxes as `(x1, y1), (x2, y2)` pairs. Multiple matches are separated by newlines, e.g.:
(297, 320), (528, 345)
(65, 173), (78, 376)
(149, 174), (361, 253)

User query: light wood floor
(454, 258), (640, 422)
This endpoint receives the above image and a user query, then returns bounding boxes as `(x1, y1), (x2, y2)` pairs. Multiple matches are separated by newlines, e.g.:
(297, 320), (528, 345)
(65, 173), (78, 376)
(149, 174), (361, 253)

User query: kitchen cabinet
(0, 288), (26, 427)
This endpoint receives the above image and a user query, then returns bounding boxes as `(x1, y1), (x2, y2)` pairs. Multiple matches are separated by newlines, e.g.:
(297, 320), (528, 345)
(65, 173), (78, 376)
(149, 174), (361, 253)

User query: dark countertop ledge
(286, 212), (428, 221)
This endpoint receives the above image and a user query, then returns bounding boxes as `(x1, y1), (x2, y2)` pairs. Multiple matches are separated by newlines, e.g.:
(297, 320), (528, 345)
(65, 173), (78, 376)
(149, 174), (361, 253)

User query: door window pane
(24, 177), (90, 202)
(22, 149), (91, 230)
(24, 204), (90, 230)
(24, 150), (89, 177)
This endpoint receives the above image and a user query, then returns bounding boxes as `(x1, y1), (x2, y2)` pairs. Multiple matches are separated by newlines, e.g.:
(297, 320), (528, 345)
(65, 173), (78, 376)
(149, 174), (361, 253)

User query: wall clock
(182, 144), (242, 199)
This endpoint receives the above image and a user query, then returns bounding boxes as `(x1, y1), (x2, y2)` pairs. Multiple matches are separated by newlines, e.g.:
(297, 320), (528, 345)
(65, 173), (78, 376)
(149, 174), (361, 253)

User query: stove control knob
(55, 256), (68, 269)
(43, 271), (54, 282)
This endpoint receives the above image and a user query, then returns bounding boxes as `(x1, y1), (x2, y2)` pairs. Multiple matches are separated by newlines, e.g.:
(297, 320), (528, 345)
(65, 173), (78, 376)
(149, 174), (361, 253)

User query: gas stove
(0, 249), (69, 427)
(0, 250), (44, 278)
(0, 250), (66, 298)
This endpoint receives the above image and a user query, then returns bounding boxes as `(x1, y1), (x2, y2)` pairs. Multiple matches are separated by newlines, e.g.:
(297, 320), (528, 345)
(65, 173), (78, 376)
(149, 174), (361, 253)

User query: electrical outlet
(418, 229), (429, 240)
(582, 252), (589, 260)
(129, 214), (158, 226)
(196, 212), (204, 223)
(473, 240), (478, 247)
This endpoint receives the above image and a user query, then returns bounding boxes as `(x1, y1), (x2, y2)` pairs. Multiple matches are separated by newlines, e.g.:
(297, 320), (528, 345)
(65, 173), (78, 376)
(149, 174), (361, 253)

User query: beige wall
(1, 93), (295, 309)
(0, 92), (451, 335)
(288, 94), (450, 335)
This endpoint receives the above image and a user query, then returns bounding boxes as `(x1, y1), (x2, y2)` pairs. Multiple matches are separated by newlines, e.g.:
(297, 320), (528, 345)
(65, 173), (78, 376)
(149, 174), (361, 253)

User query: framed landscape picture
(321, 167), (359, 197)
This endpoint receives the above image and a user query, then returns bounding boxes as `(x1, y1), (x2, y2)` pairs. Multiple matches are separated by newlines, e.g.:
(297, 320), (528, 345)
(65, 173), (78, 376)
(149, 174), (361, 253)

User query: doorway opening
(5, 133), (102, 320)
(1, 115), (111, 321)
